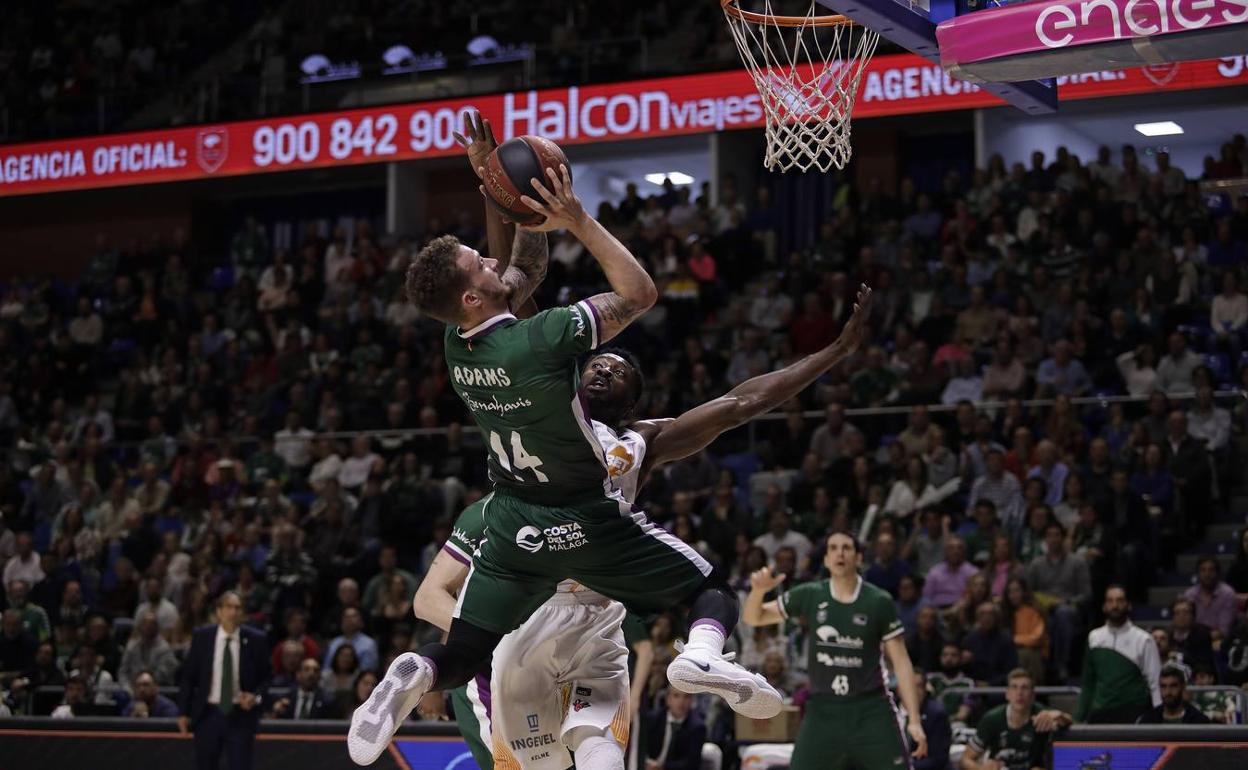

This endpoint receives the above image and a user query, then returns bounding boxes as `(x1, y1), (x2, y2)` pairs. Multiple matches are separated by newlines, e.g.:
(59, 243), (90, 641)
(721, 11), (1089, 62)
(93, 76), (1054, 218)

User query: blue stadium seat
(1204, 354), (1232, 385)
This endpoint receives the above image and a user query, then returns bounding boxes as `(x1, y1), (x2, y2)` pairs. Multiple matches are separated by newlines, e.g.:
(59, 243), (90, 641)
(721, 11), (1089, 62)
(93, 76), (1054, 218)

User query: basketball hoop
(721, 0), (880, 172)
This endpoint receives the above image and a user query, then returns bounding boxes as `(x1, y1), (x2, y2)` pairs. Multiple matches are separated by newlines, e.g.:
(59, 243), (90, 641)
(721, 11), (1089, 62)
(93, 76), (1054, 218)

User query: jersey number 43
(488, 430), (549, 482)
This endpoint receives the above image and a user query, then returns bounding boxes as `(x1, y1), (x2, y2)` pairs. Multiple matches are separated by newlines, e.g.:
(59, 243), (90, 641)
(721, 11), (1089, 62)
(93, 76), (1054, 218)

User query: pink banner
(938, 0), (1248, 66)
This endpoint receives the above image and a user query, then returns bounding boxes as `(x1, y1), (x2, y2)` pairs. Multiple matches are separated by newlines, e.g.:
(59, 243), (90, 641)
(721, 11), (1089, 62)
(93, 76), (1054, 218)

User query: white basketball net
(723, 1), (880, 172)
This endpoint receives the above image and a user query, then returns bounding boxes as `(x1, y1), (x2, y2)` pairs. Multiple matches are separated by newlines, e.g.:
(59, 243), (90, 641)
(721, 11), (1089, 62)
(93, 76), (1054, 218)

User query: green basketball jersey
(928, 671), (975, 717)
(444, 497), (488, 566)
(969, 704), (1047, 770)
(444, 302), (607, 504)
(779, 576), (903, 699)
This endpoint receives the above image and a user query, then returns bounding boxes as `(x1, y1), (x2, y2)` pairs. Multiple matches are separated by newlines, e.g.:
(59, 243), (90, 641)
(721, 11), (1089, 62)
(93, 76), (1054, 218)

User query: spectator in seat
(1187, 385), (1231, 455)
(119, 609), (178, 687)
(123, 669), (179, 718)
(1034, 339), (1091, 397)
(0, 608), (36, 678)
(323, 606), (378, 673)
(362, 545), (418, 617)
(68, 642), (117, 705)
(1025, 522), (1090, 681)
(752, 510), (812, 569)
(271, 607), (320, 674)
(6, 578), (50, 642)
(903, 509), (951, 578)
(1136, 665), (1210, 724)
(1182, 556), (1238, 638)
(905, 668), (952, 770)
(961, 602), (1018, 685)
(3, 532), (44, 587)
(50, 675), (93, 718)
(906, 604), (946, 673)
(1155, 332), (1202, 395)
(1165, 411), (1214, 540)
(864, 531), (911, 598)
(1210, 270), (1247, 362)
(1169, 597), (1215, 671)
(963, 501), (1003, 567)
(134, 575), (179, 634)
(924, 536), (978, 609)
(1027, 440), (1068, 507)
(1003, 577), (1048, 685)
(265, 523), (318, 617)
(895, 574), (927, 634)
(966, 451), (1024, 537)
(644, 688), (707, 770)
(1075, 586), (1161, 723)
(272, 657), (333, 720)
(928, 642), (975, 723)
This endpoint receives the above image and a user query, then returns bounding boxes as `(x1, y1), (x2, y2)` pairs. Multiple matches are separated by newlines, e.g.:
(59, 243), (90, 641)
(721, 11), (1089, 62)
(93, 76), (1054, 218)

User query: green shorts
(455, 489), (712, 634)
(450, 680), (493, 770)
(790, 695), (910, 770)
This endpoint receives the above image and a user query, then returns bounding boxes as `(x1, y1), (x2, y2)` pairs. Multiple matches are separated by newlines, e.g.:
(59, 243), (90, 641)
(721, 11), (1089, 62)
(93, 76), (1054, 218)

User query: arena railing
(97, 387), (1247, 453)
(19, 684), (1246, 724)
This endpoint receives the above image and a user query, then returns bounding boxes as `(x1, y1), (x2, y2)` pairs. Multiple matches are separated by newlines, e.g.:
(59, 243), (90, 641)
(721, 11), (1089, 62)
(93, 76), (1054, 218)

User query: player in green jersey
(745, 532), (928, 770)
(350, 120), (784, 764)
(960, 668), (1071, 770)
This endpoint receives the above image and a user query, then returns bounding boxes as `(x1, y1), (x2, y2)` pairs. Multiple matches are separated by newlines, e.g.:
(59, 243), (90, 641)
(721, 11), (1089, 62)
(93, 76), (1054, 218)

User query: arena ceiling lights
(644, 172), (695, 186)
(1133, 121), (1184, 137)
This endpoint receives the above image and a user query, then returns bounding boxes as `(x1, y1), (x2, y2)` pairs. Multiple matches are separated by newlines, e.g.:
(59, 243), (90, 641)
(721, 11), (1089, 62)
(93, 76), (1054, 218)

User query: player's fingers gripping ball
(480, 134), (571, 225)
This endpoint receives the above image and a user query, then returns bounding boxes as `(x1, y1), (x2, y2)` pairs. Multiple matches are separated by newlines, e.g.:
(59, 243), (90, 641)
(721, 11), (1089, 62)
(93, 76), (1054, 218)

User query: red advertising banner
(2, 53), (1246, 197)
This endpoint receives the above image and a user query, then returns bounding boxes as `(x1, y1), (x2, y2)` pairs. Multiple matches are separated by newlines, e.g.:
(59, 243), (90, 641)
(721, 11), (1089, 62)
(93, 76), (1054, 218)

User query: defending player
(414, 284), (874, 770)
(959, 668), (1071, 770)
(350, 123), (778, 765)
(744, 532), (930, 770)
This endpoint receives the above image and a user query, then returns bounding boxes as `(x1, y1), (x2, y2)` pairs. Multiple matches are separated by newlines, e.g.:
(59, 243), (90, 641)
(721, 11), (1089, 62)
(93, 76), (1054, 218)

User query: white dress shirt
(208, 626), (242, 706)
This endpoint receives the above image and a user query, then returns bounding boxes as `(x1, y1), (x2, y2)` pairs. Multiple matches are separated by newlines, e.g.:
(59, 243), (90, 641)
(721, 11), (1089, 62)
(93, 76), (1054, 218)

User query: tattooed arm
(502, 229), (548, 311)
(520, 165), (657, 343)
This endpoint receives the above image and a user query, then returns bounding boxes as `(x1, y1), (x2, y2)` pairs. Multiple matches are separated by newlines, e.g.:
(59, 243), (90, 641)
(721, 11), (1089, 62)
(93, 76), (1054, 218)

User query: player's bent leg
(565, 726), (625, 770)
(348, 652), (435, 766)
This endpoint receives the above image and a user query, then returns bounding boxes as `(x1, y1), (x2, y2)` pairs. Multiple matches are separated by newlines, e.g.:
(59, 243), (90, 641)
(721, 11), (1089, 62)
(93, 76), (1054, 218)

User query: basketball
(481, 135), (571, 225)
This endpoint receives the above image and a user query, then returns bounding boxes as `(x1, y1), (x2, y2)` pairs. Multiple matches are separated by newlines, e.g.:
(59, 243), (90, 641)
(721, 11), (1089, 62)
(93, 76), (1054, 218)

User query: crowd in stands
(1, 134), (1248, 763)
(0, 0), (265, 142)
(0, 0), (735, 142)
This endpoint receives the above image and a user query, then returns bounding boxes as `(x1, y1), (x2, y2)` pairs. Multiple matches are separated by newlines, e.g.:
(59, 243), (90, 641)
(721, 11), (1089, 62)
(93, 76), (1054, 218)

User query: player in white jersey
(412, 287), (873, 770)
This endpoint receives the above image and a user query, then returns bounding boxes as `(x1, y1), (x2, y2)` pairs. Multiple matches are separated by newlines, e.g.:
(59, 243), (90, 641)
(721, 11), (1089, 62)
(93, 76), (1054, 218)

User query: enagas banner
(3, 52), (1247, 197)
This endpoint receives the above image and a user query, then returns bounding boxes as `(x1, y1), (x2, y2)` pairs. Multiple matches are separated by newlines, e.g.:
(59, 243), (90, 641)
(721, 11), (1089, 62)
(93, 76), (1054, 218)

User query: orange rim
(721, 0), (852, 27)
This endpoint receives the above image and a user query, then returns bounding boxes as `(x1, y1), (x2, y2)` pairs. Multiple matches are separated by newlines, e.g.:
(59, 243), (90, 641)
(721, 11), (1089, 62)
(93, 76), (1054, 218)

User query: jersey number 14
(488, 430), (549, 482)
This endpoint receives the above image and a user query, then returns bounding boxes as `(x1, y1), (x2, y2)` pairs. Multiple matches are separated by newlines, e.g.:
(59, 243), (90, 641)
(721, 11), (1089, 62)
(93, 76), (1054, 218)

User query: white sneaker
(666, 641), (782, 719)
(348, 652), (432, 765)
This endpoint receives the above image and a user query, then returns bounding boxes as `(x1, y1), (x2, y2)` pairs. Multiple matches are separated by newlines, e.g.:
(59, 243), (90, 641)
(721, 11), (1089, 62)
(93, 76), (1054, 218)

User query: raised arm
(520, 165), (657, 343)
(455, 111), (542, 319)
(638, 285), (871, 474)
(743, 566), (787, 627)
(412, 548), (470, 632)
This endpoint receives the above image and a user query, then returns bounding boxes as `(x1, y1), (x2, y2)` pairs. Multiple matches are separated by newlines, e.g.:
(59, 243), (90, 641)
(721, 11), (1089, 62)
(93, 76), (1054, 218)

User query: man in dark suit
(1164, 410), (1213, 539)
(644, 689), (706, 770)
(177, 591), (271, 770)
(270, 657), (333, 720)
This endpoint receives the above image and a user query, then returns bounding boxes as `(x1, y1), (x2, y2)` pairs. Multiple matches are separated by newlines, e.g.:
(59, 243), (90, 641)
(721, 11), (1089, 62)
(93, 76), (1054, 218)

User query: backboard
(815, 0), (1059, 113)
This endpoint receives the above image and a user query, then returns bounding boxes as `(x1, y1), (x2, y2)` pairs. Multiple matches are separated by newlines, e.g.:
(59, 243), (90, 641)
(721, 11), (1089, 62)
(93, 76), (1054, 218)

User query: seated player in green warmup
(745, 532), (928, 770)
(959, 668), (1071, 770)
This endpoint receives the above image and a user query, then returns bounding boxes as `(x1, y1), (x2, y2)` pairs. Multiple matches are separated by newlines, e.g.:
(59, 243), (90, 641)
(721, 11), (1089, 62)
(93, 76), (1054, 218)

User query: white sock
(685, 621), (726, 655)
(567, 727), (624, 770)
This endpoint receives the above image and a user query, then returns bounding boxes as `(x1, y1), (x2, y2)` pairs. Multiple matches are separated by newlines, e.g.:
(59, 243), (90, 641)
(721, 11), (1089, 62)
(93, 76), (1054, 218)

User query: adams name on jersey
(444, 301), (609, 504)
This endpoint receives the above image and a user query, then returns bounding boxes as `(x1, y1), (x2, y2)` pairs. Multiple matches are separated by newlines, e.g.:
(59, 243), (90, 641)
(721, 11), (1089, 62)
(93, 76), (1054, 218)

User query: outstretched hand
(452, 111), (497, 179)
(519, 165), (586, 232)
(749, 566), (787, 593)
(836, 283), (873, 353)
